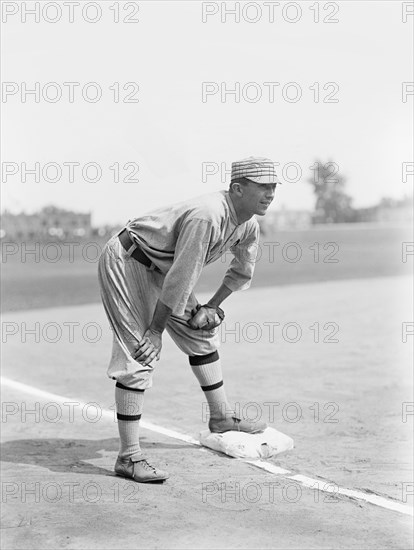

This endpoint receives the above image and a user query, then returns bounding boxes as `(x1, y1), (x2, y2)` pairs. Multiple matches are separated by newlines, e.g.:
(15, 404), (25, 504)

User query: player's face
(243, 181), (277, 216)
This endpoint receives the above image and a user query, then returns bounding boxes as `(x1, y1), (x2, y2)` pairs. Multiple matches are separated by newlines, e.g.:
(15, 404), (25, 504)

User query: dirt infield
(1, 275), (413, 549)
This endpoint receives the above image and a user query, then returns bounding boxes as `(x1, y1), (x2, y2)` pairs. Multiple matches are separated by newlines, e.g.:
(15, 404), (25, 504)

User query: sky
(1, 0), (413, 226)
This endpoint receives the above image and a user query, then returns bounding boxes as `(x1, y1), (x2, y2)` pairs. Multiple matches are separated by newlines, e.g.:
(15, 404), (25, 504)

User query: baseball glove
(187, 303), (225, 330)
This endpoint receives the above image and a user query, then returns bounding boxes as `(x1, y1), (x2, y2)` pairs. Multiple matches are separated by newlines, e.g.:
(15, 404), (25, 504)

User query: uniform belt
(119, 228), (160, 272)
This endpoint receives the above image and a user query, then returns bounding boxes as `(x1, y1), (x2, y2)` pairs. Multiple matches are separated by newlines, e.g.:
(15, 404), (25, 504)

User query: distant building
(258, 208), (312, 233)
(355, 196), (413, 223)
(91, 224), (123, 239)
(1, 206), (92, 241)
(375, 197), (413, 223)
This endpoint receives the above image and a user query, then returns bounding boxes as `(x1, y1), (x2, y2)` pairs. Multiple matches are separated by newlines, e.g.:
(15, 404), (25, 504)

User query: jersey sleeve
(223, 221), (260, 292)
(159, 217), (213, 315)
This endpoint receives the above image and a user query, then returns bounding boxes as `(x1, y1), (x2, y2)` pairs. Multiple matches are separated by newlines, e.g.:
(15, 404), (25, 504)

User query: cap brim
(247, 175), (282, 185)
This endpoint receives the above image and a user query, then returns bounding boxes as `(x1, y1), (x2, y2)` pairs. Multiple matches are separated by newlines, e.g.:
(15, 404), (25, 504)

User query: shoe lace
(140, 459), (158, 473)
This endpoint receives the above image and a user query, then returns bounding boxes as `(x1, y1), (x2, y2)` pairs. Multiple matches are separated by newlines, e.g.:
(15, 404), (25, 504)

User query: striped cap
(231, 156), (281, 184)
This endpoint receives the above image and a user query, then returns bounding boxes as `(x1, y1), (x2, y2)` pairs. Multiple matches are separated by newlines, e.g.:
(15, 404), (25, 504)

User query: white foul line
(2, 376), (412, 517)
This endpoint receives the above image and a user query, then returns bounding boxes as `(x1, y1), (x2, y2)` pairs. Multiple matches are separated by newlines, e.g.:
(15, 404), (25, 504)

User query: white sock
(189, 351), (234, 421)
(115, 381), (145, 460)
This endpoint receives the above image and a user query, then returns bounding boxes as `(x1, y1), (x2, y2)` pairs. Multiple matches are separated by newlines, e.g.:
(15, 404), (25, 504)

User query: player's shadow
(0, 437), (197, 477)
(0, 438), (119, 476)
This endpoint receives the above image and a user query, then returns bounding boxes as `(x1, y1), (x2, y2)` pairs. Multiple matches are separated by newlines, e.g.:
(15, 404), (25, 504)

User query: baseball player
(98, 157), (281, 482)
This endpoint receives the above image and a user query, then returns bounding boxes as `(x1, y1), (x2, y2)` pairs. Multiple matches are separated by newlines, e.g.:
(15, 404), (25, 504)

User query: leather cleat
(114, 454), (169, 483)
(209, 416), (267, 434)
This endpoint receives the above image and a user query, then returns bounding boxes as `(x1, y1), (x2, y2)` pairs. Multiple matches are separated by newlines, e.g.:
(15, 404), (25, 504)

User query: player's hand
(187, 303), (225, 330)
(133, 328), (162, 366)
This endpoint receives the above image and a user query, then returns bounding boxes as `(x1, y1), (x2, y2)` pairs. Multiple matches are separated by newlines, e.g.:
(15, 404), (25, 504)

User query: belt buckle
(124, 232), (138, 257)
(124, 241), (138, 258)
(118, 228), (136, 257)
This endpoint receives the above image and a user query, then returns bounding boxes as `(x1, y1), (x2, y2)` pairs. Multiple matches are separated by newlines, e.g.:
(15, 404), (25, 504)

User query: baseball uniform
(99, 156), (281, 481)
(98, 189), (259, 390)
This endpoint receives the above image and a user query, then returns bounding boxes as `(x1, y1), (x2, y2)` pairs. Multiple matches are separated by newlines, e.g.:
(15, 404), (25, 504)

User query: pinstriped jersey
(126, 190), (260, 316)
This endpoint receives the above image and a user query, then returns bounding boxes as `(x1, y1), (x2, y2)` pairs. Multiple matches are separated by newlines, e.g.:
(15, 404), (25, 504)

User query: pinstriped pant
(98, 233), (220, 390)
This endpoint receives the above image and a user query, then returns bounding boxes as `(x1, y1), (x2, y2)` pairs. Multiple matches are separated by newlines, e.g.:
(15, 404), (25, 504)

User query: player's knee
(115, 373), (153, 391)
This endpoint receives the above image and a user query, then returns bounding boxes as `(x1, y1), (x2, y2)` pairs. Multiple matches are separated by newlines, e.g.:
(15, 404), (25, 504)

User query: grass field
(1, 223), (412, 312)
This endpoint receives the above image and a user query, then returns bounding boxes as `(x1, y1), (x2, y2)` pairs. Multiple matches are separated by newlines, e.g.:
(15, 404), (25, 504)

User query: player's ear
(230, 180), (245, 197)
